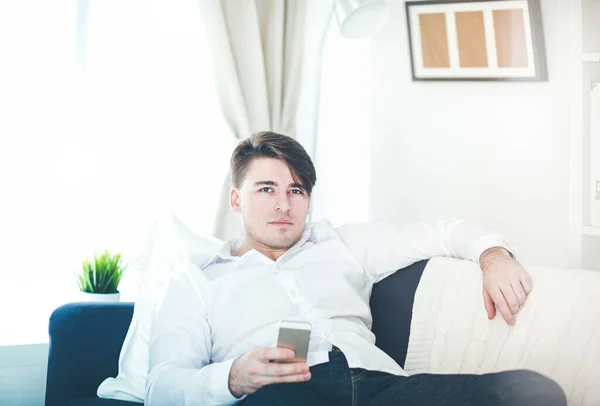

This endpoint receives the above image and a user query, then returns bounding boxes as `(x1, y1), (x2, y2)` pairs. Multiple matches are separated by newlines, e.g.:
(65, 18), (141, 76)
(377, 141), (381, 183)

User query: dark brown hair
(230, 131), (317, 195)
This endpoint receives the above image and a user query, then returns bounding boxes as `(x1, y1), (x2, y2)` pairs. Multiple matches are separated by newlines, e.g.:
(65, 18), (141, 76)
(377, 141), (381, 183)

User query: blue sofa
(45, 260), (428, 406)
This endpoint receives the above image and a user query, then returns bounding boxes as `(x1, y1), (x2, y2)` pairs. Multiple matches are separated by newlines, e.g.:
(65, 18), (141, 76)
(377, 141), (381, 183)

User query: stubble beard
(246, 223), (301, 250)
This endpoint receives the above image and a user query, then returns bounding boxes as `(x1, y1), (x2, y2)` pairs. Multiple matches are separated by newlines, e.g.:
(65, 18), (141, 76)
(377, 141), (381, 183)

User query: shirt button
(290, 289), (297, 295)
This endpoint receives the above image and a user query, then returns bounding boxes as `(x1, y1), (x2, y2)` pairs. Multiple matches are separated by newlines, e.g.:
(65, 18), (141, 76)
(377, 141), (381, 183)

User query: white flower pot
(80, 292), (121, 302)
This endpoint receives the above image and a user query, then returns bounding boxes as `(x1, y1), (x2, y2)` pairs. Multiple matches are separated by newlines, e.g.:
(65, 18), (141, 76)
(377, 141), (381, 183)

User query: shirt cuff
(469, 233), (515, 263)
(207, 357), (247, 405)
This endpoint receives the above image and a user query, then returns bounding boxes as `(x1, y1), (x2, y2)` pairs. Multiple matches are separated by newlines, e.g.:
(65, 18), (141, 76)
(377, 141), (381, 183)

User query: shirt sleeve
(145, 260), (243, 406)
(335, 219), (514, 283)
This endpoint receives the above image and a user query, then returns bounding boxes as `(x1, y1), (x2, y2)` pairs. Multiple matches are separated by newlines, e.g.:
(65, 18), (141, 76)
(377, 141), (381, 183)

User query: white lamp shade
(335, 0), (391, 39)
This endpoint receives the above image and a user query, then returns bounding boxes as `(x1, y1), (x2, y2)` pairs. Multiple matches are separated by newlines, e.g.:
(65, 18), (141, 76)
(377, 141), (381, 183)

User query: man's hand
(479, 247), (533, 326)
(228, 347), (311, 398)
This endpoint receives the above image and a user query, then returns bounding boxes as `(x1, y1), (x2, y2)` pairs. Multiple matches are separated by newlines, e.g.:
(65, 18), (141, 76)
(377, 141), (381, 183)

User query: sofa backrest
(370, 259), (428, 368)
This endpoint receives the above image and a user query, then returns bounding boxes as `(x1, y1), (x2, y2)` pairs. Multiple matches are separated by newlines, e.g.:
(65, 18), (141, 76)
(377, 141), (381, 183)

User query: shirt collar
(200, 221), (322, 269)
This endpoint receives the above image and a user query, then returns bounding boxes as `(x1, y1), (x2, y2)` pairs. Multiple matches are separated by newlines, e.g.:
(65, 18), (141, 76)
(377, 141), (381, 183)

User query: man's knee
(501, 370), (566, 406)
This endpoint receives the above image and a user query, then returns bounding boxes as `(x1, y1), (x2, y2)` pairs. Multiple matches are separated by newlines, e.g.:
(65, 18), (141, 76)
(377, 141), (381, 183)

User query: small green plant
(77, 250), (127, 294)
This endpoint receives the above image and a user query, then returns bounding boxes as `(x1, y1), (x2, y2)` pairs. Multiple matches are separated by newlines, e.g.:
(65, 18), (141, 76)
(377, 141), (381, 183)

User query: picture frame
(405, 0), (548, 81)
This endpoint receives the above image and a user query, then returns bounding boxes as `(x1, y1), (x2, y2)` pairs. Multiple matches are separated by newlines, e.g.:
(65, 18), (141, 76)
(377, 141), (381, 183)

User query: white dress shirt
(146, 218), (512, 406)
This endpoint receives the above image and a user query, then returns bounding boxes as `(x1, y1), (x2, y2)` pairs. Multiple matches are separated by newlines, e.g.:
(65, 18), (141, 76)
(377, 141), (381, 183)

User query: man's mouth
(269, 220), (293, 225)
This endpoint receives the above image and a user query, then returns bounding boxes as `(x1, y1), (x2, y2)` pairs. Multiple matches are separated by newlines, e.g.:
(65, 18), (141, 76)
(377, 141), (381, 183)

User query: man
(146, 131), (566, 406)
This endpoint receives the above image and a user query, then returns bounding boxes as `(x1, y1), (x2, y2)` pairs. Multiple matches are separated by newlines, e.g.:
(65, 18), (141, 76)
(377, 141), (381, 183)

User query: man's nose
(274, 194), (291, 212)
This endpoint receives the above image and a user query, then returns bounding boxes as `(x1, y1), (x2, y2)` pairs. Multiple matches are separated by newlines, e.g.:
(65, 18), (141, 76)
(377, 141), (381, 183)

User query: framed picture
(405, 0), (548, 81)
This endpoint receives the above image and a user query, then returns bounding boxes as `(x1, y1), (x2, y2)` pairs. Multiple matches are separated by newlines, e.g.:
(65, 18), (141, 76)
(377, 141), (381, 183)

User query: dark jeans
(241, 347), (566, 406)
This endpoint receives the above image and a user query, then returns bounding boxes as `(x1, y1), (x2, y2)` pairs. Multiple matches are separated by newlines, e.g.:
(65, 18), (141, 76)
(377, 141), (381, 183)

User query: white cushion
(97, 211), (223, 403)
(405, 257), (600, 406)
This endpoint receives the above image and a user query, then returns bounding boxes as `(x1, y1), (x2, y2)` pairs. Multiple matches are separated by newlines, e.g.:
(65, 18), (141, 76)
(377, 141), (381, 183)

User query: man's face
(230, 158), (311, 251)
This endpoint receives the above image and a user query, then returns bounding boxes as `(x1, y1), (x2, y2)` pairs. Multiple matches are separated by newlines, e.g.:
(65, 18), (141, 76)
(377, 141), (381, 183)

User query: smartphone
(276, 320), (312, 363)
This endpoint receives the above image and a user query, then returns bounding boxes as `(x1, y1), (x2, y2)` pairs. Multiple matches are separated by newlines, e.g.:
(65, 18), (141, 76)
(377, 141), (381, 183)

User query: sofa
(46, 255), (600, 406)
(45, 260), (429, 406)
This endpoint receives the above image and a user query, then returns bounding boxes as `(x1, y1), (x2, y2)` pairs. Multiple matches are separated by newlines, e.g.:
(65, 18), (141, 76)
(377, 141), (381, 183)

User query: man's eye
(260, 187), (273, 193)
(290, 189), (304, 195)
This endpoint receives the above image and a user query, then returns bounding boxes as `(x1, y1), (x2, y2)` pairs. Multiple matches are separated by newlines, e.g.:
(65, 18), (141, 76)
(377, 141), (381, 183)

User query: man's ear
(230, 186), (241, 213)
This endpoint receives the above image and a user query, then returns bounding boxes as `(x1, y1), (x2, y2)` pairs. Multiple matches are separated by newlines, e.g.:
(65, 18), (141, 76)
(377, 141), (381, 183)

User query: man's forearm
(146, 359), (240, 406)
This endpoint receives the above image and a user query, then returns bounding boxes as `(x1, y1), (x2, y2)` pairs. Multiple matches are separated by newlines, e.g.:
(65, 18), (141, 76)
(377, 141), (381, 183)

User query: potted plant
(77, 250), (127, 302)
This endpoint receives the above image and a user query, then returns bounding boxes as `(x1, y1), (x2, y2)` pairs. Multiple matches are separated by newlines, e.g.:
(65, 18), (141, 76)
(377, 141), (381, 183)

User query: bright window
(0, 0), (231, 344)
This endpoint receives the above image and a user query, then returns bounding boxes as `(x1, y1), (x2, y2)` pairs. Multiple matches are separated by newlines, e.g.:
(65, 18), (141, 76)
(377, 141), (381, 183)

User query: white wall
(370, 0), (573, 268)
(311, 22), (372, 227)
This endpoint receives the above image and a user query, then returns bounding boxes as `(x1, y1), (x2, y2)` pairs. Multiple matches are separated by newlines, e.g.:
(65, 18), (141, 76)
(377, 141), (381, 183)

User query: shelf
(583, 53), (600, 63)
(583, 226), (600, 237)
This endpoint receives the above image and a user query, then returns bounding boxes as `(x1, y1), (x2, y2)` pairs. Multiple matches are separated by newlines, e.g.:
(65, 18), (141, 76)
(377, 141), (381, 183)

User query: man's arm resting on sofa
(335, 219), (513, 283)
(335, 220), (531, 326)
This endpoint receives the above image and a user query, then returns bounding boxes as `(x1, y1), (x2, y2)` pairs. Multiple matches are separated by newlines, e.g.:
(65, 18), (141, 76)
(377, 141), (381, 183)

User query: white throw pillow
(405, 257), (600, 406)
(97, 211), (223, 403)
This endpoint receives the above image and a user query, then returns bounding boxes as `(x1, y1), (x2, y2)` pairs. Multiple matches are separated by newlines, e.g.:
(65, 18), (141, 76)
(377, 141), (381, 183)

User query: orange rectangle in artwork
(419, 13), (450, 68)
(455, 11), (488, 68)
(493, 9), (529, 68)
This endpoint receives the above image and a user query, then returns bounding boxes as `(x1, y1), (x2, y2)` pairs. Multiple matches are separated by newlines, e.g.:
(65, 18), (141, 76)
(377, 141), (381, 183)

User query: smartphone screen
(276, 320), (312, 363)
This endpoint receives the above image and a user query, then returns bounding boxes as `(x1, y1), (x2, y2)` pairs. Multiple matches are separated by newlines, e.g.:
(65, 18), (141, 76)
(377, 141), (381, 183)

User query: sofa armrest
(45, 302), (134, 406)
